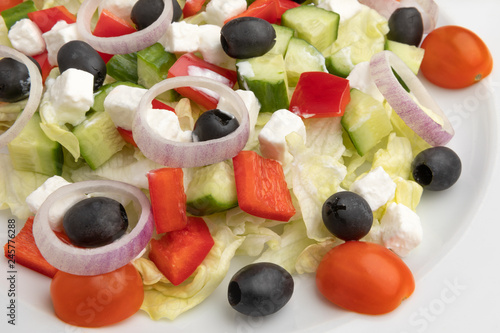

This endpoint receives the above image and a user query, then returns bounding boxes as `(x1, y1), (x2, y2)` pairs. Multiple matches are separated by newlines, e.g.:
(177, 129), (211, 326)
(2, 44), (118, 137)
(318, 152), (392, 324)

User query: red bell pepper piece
(31, 51), (54, 83)
(27, 6), (76, 33)
(274, 0), (301, 17)
(0, 0), (23, 12)
(147, 167), (188, 234)
(148, 216), (214, 285)
(117, 100), (174, 146)
(3, 217), (58, 278)
(225, 0), (278, 24)
(93, 9), (137, 63)
(167, 53), (238, 110)
(183, 0), (207, 18)
(289, 71), (351, 118)
(233, 150), (295, 222)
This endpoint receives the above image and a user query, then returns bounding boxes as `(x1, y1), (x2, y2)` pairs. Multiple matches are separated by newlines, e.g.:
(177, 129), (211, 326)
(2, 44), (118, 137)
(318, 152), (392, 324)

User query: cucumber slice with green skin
(236, 53), (289, 113)
(384, 40), (425, 75)
(281, 5), (340, 53)
(8, 112), (63, 176)
(186, 161), (238, 216)
(1, 1), (37, 30)
(284, 37), (327, 87)
(137, 43), (179, 102)
(92, 81), (143, 113)
(72, 111), (126, 170)
(106, 52), (138, 84)
(341, 89), (393, 156)
(267, 24), (294, 56)
(325, 47), (354, 78)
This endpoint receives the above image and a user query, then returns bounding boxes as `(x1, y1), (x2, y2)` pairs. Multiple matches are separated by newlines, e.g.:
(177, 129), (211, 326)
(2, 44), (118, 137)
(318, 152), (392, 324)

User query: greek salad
(0, 0), (492, 330)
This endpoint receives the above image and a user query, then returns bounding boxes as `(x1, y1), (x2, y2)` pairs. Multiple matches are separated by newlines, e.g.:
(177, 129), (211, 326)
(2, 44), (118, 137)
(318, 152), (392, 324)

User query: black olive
(171, 0), (182, 22)
(228, 262), (294, 317)
(221, 17), (276, 59)
(411, 146), (462, 191)
(387, 7), (424, 47)
(0, 58), (31, 103)
(131, 0), (166, 30)
(322, 191), (373, 241)
(57, 40), (107, 91)
(63, 197), (128, 248)
(290, 0), (307, 3)
(192, 109), (239, 142)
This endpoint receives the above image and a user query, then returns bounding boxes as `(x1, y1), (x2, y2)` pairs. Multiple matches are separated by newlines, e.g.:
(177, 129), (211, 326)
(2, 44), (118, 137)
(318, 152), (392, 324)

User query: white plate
(1, 0), (499, 332)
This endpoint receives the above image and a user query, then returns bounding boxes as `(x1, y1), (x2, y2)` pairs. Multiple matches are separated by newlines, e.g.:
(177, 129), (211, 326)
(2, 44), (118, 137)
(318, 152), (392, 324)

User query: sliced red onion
(359, 0), (438, 33)
(0, 46), (43, 148)
(369, 51), (454, 146)
(132, 76), (250, 168)
(33, 180), (154, 276)
(399, 0), (439, 33)
(76, 0), (172, 54)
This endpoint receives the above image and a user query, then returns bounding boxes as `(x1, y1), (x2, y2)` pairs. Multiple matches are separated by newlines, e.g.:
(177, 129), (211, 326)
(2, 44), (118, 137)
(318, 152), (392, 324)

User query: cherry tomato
(50, 263), (144, 327)
(316, 241), (415, 315)
(420, 25), (493, 89)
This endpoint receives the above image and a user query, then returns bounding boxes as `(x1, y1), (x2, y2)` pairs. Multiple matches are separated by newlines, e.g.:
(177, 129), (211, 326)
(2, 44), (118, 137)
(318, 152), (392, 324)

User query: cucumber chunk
(8, 112), (63, 176)
(281, 5), (340, 53)
(1, 1), (37, 30)
(137, 43), (179, 102)
(284, 37), (327, 87)
(325, 47), (354, 78)
(186, 161), (238, 216)
(267, 24), (294, 55)
(72, 111), (126, 170)
(341, 89), (393, 156)
(236, 53), (289, 113)
(106, 52), (138, 83)
(384, 40), (425, 75)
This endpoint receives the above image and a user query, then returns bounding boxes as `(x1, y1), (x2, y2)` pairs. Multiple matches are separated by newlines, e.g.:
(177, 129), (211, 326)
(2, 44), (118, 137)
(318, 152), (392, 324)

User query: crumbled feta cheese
(205, 0), (247, 26)
(316, 0), (366, 22)
(259, 109), (306, 163)
(8, 19), (45, 56)
(26, 176), (71, 214)
(346, 61), (385, 102)
(147, 108), (192, 142)
(104, 85), (148, 130)
(42, 21), (81, 66)
(350, 166), (396, 211)
(45, 68), (94, 126)
(162, 21), (201, 53)
(98, 0), (139, 25)
(198, 24), (235, 68)
(380, 202), (423, 257)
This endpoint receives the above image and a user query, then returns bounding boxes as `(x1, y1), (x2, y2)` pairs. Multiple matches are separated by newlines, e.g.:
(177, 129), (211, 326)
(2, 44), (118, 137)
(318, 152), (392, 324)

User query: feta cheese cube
(47, 68), (94, 126)
(380, 202), (423, 257)
(42, 21), (81, 66)
(8, 19), (45, 56)
(98, 0), (139, 25)
(162, 21), (201, 53)
(316, 0), (366, 22)
(205, 0), (247, 26)
(26, 176), (71, 214)
(350, 166), (396, 211)
(104, 85), (148, 130)
(259, 109), (306, 163)
(147, 108), (192, 142)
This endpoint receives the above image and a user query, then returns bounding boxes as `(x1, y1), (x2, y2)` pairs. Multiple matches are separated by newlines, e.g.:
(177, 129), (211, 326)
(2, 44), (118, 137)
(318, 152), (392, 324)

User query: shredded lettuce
(372, 132), (413, 179)
(0, 153), (49, 219)
(134, 223), (244, 321)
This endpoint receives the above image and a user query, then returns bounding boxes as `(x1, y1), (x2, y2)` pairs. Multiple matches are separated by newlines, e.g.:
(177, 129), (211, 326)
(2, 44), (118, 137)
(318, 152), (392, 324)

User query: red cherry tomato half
(316, 241), (415, 315)
(50, 263), (144, 327)
(420, 25), (493, 89)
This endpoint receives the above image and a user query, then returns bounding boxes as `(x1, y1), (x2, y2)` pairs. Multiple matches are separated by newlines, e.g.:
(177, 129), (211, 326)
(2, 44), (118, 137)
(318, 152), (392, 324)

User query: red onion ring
(369, 51), (454, 146)
(33, 180), (154, 276)
(132, 76), (250, 168)
(0, 46), (43, 148)
(76, 0), (172, 54)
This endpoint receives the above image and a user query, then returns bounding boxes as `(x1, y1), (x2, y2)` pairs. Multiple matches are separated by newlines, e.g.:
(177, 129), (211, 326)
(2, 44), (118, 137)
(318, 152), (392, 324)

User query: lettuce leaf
(134, 223), (244, 321)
